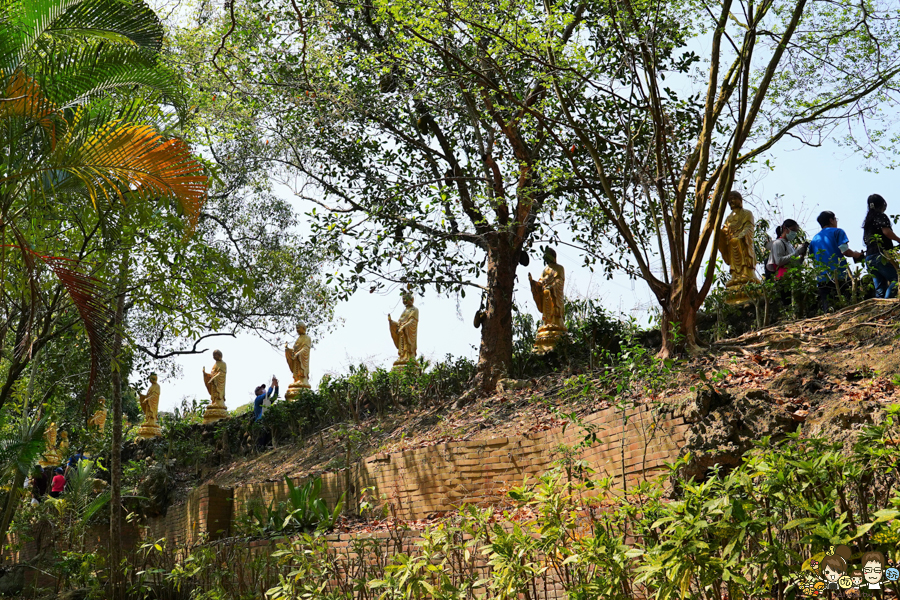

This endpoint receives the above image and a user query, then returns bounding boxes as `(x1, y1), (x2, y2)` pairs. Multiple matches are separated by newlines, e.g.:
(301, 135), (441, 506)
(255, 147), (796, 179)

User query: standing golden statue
(529, 248), (567, 353)
(58, 431), (70, 457)
(88, 397), (107, 430)
(717, 191), (760, 304)
(285, 323), (312, 401)
(136, 373), (162, 439)
(39, 423), (62, 467)
(388, 289), (419, 370)
(202, 350), (228, 424)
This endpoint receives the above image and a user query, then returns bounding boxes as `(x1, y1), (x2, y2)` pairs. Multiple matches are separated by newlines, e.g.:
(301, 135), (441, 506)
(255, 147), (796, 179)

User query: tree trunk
(657, 279), (702, 358)
(109, 261), (127, 600)
(0, 471), (26, 556)
(474, 241), (518, 393)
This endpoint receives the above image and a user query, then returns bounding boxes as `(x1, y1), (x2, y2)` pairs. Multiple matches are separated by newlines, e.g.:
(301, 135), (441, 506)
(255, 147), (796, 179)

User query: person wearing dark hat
(49, 468), (65, 498)
(253, 384), (266, 421)
(863, 194), (900, 298)
(808, 210), (865, 311)
(252, 378), (278, 421)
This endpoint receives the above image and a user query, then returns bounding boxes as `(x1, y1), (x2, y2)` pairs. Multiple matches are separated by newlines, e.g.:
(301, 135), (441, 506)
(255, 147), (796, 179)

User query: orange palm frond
(0, 70), (58, 148)
(1, 241), (112, 412)
(37, 252), (113, 415)
(62, 120), (207, 231)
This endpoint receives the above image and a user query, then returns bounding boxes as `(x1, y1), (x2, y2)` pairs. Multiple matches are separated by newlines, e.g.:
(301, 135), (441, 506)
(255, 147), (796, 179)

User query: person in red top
(49, 468), (65, 498)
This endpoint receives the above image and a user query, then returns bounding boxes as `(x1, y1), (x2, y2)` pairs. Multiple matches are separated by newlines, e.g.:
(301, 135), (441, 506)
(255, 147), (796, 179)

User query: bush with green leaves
(237, 476), (344, 538)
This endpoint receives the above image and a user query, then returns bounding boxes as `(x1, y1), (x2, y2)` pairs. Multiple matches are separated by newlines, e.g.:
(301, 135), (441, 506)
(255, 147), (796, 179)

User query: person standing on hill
(49, 468), (65, 498)
(30, 467), (48, 505)
(863, 194), (900, 299)
(765, 219), (808, 279)
(808, 211), (865, 311)
(253, 378), (279, 421)
(765, 219), (809, 316)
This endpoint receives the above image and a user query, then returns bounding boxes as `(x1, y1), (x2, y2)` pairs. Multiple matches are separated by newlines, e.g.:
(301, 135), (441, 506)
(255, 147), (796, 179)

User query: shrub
(236, 476), (343, 538)
(125, 404), (900, 600)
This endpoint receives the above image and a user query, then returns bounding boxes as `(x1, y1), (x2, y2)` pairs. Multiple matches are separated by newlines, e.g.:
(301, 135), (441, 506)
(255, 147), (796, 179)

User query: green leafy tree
(161, 0), (599, 391)
(170, 0), (900, 365)
(429, 0), (900, 355)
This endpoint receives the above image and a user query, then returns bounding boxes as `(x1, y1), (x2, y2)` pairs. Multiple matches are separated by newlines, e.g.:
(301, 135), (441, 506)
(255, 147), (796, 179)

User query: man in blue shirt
(808, 211), (864, 311)
(253, 378), (279, 421)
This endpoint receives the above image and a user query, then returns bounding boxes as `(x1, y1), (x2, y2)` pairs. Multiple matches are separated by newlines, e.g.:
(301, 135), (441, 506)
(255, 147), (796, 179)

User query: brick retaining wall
(153, 400), (687, 542)
(6, 401), (688, 597)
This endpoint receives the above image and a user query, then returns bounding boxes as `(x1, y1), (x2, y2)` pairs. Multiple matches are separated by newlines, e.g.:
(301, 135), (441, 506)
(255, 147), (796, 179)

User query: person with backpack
(862, 194), (900, 299)
(764, 219), (809, 317)
(808, 211), (865, 311)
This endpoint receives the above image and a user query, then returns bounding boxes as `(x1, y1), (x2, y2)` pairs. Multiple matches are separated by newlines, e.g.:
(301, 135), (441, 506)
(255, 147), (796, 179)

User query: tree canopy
(172, 0), (900, 367)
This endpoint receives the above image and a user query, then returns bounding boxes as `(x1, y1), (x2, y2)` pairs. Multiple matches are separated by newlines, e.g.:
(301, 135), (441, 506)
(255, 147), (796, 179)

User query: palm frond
(35, 41), (183, 110)
(0, 70), (58, 148)
(0, 414), (47, 480)
(37, 253), (114, 410)
(0, 0), (81, 73)
(60, 120), (207, 231)
(0, 0), (163, 73)
(82, 490), (110, 522)
(48, 0), (164, 51)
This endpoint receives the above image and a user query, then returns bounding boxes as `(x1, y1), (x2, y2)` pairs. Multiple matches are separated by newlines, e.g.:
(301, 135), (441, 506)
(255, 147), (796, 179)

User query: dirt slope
(199, 299), (900, 491)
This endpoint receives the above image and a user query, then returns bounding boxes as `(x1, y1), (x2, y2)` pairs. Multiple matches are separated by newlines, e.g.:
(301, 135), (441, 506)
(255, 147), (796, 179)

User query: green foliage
(88, 407), (900, 599)
(259, 356), (475, 438)
(237, 477), (343, 538)
(284, 477), (344, 533)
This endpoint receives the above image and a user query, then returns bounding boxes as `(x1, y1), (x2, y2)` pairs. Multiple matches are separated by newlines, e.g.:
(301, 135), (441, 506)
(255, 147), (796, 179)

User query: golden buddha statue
(202, 350), (228, 424)
(717, 191), (760, 304)
(388, 289), (419, 370)
(136, 373), (162, 439)
(88, 397), (107, 430)
(529, 248), (567, 353)
(285, 323), (312, 401)
(39, 423), (62, 467)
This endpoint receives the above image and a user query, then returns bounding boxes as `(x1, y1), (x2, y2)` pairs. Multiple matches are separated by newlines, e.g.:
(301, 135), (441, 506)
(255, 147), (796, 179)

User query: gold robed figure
(717, 191), (760, 304)
(388, 290), (419, 370)
(88, 397), (107, 430)
(285, 323), (312, 401)
(39, 423), (62, 468)
(528, 248), (568, 353)
(136, 373), (162, 439)
(202, 350), (228, 424)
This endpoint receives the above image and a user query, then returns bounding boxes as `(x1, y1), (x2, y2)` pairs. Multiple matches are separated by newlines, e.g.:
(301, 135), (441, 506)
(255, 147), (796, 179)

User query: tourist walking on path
(862, 194), (900, 299)
(808, 210), (865, 311)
